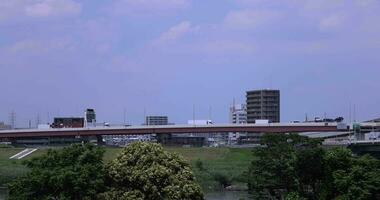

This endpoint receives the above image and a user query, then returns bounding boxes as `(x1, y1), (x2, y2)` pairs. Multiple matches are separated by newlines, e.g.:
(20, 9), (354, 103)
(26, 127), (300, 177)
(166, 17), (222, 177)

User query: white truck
(255, 120), (269, 124)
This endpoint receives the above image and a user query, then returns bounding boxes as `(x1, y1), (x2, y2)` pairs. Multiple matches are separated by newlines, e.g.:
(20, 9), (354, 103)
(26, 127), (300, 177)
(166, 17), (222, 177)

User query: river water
(205, 191), (250, 200)
(0, 189), (249, 200)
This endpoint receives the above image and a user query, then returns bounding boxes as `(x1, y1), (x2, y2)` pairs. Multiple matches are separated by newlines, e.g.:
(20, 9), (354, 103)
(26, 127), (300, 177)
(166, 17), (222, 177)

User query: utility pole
(47, 112), (50, 124)
(349, 102), (352, 124)
(36, 113), (41, 128)
(123, 108), (127, 125)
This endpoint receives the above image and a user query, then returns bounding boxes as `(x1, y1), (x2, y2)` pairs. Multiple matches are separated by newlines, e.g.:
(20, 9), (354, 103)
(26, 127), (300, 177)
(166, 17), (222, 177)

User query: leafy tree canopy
(248, 133), (380, 200)
(99, 142), (204, 200)
(8, 144), (105, 200)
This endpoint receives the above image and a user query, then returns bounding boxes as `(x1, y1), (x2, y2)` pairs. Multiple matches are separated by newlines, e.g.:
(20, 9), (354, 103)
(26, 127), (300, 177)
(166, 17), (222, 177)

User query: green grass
(0, 148), (29, 186)
(102, 146), (253, 191)
(0, 146), (254, 191)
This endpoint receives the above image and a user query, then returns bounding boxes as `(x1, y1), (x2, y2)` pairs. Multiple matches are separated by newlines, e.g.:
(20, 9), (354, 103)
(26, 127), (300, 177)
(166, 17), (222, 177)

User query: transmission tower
(9, 111), (16, 129)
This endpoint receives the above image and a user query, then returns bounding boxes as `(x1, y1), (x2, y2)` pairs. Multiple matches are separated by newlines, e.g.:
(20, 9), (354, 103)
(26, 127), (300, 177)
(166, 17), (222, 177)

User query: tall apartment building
(145, 116), (169, 126)
(246, 89), (280, 123)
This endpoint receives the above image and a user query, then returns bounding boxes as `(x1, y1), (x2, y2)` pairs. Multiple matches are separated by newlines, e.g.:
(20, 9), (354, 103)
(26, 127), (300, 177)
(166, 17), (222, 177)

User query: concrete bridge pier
(96, 135), (105, 146)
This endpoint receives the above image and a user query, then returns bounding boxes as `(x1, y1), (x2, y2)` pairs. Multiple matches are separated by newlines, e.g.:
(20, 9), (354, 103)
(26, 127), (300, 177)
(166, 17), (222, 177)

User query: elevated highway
(0, 123), (347, 139)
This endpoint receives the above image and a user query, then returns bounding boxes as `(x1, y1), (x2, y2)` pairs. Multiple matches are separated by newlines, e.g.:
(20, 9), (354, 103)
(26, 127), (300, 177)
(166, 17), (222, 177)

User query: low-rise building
(51, 117), (85, 128)
(145, 116), (169, 126)
(0, 122), (11, 130)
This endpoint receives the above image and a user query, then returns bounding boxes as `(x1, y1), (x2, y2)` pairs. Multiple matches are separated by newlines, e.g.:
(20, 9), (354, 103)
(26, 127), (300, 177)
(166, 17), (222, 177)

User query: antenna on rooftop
(349, 102), (352, 123)
(269, 74), (273, 89)
(209, 105), (212, 121)
(233, 98), (236, 112)
(192, 104), (195, 126)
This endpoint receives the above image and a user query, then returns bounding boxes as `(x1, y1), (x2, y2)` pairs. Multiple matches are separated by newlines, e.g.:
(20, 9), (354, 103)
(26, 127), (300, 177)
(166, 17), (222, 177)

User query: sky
(0, 0), (380, 127)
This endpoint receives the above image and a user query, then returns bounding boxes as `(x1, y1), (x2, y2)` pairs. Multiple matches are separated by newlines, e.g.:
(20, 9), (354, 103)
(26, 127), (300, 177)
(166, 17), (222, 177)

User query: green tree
(8, 144), (105, 200)
(248, 134), (304, 199)
(333, 155), (380, 200)
(211, 171), (233, 189)
(248, 134), (380, 200)
(320, 147), (353, 199)
(99, 142), (204, 200)
(195, 159), (205, 171)
(295, 144), (325, 199)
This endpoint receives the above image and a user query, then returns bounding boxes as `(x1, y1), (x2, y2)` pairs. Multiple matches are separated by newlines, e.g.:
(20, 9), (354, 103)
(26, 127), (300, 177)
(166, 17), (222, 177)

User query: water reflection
(0, 188), (8, 200)
(205, 191), (250, 200)
(0, 189), (250, 200)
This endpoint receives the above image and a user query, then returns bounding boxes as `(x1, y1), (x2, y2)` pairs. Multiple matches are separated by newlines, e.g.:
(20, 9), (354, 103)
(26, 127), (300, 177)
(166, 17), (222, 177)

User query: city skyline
(1, 0), (380, 126)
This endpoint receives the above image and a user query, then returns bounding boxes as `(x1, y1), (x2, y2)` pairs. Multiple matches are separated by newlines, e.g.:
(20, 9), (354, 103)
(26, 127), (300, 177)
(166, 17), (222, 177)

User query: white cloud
(200, 40), (256, 55)
(25, 0), (81, 17)
(223, 9), (280, 30)
(0, 0), (81, 23)
(156, 21), (198, 44)
(354, 0), (379, 7)
(8, 38), (76, 54)
(319, 14), (345, 32)
(109, 0), (190, 17)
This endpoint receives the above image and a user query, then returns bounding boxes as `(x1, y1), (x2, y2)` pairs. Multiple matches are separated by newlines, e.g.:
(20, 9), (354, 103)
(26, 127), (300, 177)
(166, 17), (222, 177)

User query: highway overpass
(0, 123), (348, 139)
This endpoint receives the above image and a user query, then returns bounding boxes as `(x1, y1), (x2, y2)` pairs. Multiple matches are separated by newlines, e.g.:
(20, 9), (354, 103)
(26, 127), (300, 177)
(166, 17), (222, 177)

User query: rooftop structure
(85, 108), (96, 125)
(364, 117), (380, 123)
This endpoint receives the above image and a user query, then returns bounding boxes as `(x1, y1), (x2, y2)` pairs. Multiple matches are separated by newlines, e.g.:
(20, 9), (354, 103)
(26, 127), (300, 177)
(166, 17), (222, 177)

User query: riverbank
(0, 146), (253, 192)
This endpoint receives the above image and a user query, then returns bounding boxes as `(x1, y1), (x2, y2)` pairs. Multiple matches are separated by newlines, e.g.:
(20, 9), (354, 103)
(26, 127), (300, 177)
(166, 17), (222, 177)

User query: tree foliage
(248, 134), (380, 200)
(8, 144), (105, 200)
(99, 142), (204, 200)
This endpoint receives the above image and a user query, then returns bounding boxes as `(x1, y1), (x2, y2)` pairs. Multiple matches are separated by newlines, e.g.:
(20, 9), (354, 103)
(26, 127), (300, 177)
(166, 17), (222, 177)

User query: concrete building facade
(85, 109), (96, 124)
(0, 122), (11, 130)
(246, 89), (280, 123)
(228, 104), (247, 144)
(229, 104), (247, 124)
(145, 116), (169, 126)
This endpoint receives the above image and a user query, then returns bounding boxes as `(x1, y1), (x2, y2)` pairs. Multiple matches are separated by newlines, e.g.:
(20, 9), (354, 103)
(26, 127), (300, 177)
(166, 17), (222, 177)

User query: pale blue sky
(1, 0), (380, 126)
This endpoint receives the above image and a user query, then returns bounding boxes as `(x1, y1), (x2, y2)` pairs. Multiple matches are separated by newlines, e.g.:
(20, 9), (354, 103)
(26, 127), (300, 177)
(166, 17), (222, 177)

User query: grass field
(0, 146), (253, 191)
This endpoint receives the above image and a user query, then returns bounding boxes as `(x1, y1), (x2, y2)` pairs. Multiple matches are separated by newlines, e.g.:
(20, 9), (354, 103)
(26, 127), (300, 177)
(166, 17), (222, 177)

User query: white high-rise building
(229, 104), (247, 124)
(229, 104), (247, 144)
